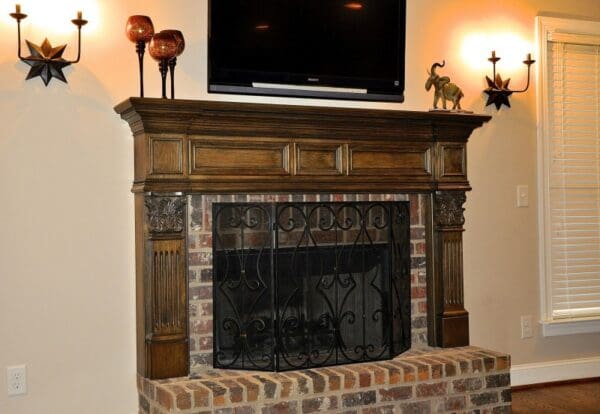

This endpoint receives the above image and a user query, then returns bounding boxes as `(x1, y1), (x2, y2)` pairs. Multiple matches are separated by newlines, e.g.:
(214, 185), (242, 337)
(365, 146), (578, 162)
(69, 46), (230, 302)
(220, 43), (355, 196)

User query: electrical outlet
(521, 315), (533, 339)
(6, 365), (27, 396)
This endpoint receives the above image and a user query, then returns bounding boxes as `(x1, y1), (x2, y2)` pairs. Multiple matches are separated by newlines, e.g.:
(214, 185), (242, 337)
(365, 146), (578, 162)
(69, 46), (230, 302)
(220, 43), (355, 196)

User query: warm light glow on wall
(2, 0), (100, 35)
(461, 32), (532, 74)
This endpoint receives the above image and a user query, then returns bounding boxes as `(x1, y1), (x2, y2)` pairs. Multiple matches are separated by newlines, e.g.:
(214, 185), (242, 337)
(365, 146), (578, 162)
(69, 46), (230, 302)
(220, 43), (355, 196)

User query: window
(537, 17), (600, 336)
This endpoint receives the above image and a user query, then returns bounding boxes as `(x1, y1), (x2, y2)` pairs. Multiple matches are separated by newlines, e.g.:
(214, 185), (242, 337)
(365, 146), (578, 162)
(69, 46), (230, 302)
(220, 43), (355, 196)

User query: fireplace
(116, 99), (512, 414)
(212, 201), (411, 371)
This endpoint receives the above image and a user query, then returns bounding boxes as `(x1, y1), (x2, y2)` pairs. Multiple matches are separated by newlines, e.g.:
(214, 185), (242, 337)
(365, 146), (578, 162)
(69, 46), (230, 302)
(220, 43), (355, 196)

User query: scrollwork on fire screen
(212, 201), (411, 372)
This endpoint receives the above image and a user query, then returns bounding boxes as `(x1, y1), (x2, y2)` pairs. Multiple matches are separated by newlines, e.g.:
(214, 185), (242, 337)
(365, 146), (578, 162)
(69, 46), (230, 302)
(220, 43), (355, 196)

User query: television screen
(209, 0), (406, 102)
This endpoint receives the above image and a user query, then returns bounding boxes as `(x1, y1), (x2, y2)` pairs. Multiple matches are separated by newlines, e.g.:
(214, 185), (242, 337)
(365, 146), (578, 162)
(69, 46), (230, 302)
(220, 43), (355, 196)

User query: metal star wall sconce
(9, 4), (88, 86)
(484, 51), (535, 110)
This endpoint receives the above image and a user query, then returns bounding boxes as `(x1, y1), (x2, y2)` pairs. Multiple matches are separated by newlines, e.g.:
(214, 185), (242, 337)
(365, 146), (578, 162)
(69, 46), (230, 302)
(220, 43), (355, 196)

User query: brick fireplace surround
(116, 99), (511, 413)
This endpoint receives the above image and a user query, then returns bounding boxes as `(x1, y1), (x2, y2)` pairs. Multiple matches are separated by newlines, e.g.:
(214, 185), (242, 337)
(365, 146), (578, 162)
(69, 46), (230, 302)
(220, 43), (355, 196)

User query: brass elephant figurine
(425, 61), (464, 110)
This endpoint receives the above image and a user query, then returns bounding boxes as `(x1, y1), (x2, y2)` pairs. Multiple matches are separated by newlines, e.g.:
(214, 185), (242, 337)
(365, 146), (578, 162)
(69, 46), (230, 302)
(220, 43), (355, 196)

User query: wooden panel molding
(149, 137), (183, 175)
(349, 144), (432, 177)
(439, 143), (467, 180)
(190, 138), (290, 176)
(294, 142), (343, 176)
(116, 98), (491, 379)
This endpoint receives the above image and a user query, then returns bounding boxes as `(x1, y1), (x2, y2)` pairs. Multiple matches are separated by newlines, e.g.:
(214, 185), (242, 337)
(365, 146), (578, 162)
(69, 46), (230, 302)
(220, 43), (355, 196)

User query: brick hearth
(138, 346), (511, 414)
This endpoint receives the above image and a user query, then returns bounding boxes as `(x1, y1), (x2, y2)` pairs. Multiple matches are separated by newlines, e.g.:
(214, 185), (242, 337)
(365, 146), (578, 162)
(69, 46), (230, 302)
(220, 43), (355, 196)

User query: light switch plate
(521, 315), (533, 339)
(517, 185), (529, 208)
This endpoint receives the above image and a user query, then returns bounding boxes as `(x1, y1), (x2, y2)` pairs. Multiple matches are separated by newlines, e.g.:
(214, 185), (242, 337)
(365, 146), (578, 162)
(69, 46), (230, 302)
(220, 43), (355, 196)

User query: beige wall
(0, 1), (599, 413)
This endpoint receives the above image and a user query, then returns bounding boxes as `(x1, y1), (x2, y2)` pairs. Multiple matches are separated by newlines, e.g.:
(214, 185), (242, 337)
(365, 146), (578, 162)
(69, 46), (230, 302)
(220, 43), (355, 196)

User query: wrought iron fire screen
(212, 201), (411, 371)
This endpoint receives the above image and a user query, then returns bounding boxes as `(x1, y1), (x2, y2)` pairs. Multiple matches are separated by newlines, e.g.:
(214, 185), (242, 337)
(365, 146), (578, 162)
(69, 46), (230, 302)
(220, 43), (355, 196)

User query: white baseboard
(511, 356), (600, 387)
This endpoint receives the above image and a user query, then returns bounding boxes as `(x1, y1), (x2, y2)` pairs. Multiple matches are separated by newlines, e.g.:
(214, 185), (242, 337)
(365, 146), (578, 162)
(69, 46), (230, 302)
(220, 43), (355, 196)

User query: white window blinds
(547, 37), (600, 319)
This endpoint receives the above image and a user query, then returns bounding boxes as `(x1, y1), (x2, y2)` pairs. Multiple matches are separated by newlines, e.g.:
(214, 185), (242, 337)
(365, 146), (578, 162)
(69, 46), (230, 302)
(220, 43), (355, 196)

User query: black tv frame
(207, 0), (406, 103)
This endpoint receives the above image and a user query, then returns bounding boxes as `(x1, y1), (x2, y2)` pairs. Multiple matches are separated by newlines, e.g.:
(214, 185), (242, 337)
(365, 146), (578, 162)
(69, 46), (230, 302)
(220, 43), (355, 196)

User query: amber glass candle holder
(149, 32), (178, 99)
(160, 30), (185, 99)
(126, 15), (154, 97)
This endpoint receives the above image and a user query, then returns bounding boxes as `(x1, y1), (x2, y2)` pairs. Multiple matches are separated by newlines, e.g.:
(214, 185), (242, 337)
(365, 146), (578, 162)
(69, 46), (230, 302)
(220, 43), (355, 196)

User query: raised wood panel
(150, 240), (186, 337)
(439, 144), (466, 179)
(295, 143), (343, 176)
(148, 340), (189, 380)
(150, 137), (183, 175)
(349, 144), (432, 177)
(190, 139), (290, 176)
(442, 232), (464, 307)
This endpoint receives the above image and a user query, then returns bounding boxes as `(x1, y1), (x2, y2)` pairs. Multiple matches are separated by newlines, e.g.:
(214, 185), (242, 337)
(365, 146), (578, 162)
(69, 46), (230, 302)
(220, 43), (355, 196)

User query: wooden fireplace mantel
(115, 97), (491, 379)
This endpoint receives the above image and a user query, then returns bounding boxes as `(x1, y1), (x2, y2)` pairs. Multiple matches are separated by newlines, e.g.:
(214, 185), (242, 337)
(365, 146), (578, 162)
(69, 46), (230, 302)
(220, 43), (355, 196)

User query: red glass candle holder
(149, 32), (178, 99)
(160, 30), (185, 99)
(126, 15), (154, 97)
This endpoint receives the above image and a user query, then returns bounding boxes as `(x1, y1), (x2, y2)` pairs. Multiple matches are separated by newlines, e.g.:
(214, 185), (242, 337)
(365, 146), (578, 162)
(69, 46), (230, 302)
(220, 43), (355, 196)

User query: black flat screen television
(208, 0), (406, 102)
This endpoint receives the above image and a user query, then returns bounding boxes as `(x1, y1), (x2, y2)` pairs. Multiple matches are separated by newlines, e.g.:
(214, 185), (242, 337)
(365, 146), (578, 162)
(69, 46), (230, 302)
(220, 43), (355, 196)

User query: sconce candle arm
(9, 13), (28, 61)
(511, 61), (535, 93)
(68, 18), (88, 64)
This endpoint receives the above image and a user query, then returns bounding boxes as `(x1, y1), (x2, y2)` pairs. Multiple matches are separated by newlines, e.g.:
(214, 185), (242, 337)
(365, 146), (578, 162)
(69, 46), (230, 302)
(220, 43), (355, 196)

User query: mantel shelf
(115, 98), (491, 195)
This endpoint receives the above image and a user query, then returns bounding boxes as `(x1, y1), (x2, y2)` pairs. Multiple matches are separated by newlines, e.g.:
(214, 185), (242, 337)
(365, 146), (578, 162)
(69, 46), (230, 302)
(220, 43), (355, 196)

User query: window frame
(536, 16), (600, 336)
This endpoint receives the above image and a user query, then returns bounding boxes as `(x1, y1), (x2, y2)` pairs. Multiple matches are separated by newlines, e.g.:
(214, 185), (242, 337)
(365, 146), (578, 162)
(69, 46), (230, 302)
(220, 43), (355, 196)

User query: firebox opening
(212, 202), (411, 372)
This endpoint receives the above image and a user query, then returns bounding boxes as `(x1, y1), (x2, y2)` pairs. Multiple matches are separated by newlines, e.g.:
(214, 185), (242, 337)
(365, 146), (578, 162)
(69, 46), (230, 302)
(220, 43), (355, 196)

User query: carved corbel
(145, 196), (186, 234)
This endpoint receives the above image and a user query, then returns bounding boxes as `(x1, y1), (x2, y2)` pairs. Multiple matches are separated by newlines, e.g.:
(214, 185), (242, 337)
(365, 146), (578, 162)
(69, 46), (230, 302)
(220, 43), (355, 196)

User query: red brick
(192, 320), (213, 335)
(252, 375), (277, 399)
(282, 372), (310, 395)
(399, 401), (431, 413)
(220, 379), (243, 403)
(190, 286), (212, 300)
(409, 195), (421, 225)
(372, 365), (387, 385)
(444, 395), (467, 411)
(301, 396), (337, 413)
(389, 361), (417, 382)
(261, 401), (298, 414)
(237, 377), (260, 402)
(184, 382), (210, 408)
(411, 286), (427, 299)
(200, 302), (213, 316)
(303, 370), (326, 393)
(470, 391), (499, 406)
(334, 367), (357, 389)
(189, 252), (212, 266)
(380, 363), (402, 385)
(156, 387), (173, 409)
(200, 380), (227, 406)
(453, 377), (483, 393)
(379, 385), (413, 401)
(496, 356), (510, 370)
(486, 374), (510, 389)
(167, 385), (192, 410)
(415, 381), (447, 397)
(341, 391), (376, 408)
(318, 368), (341, 391)
(405, 361), (430, 381)
(198, 234), (212, 247)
